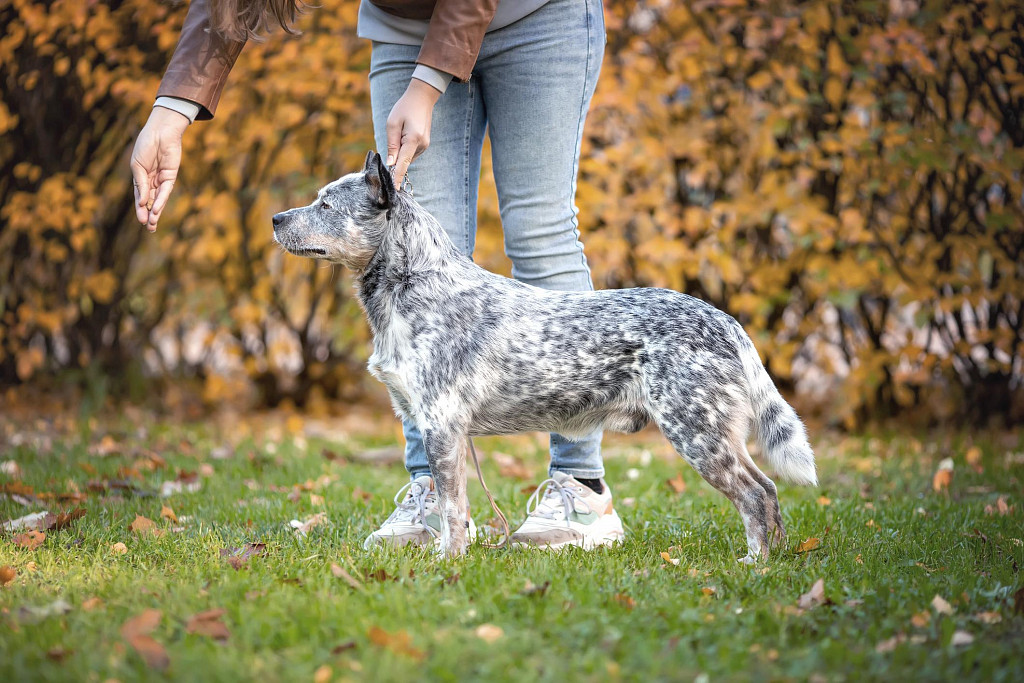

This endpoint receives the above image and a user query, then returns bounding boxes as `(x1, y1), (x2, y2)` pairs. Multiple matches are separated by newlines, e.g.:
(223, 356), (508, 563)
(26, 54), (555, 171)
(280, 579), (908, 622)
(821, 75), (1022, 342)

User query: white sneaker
(363, 475), (477, 549)
(511, 472), (625, 550)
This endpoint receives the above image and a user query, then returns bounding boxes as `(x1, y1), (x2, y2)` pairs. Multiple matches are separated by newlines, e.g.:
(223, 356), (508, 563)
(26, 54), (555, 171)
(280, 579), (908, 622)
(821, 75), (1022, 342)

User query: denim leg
(369, 42), (487, 479)
(476, 0), (607, 479)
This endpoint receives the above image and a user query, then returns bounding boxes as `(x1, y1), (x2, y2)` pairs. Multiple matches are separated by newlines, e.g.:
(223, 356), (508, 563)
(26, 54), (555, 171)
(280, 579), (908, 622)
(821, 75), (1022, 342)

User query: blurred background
(1, 0), (1022, 429)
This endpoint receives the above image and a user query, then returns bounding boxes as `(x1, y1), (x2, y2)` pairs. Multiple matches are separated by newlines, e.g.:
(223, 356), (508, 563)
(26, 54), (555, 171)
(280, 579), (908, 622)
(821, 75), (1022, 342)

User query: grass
(1, 413), (1022, 682)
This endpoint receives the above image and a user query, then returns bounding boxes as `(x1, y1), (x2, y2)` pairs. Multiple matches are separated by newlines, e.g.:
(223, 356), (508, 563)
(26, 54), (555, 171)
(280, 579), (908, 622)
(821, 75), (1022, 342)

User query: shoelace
(526, 478), (594, 525)
(386, 480), (439, 538)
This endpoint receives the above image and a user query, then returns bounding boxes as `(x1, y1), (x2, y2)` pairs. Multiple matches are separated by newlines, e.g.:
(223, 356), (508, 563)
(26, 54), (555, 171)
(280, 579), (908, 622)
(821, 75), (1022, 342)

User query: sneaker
(511, 471), (625, 550)
(363, 475), (477, 549)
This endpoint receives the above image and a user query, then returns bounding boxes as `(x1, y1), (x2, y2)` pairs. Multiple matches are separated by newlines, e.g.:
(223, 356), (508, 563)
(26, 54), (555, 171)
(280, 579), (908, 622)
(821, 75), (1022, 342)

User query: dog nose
(272, 212), (285, 230)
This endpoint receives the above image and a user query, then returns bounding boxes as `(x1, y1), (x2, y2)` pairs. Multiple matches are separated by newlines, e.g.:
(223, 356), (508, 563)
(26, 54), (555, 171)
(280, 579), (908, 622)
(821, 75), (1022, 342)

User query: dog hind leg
(740, 443), (786, 549)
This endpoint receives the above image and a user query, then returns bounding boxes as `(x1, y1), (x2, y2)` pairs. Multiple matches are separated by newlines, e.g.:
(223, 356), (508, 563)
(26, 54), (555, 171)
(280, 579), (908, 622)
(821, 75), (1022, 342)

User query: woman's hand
(386, 79), (442, 187)
(130, 107), (190, 232)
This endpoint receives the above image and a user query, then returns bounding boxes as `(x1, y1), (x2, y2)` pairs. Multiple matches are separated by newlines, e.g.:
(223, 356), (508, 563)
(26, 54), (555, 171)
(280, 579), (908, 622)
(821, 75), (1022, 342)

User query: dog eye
(320, 200), (333, 211)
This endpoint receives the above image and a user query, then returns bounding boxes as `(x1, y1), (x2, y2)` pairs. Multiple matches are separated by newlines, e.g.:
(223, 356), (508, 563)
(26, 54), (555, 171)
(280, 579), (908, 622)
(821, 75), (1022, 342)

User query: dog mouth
(289, 246), (328, 257)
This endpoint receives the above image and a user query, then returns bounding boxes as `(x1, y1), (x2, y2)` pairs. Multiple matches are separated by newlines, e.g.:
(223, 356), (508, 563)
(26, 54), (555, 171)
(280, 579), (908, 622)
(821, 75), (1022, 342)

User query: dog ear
(364, 151), (396, 212)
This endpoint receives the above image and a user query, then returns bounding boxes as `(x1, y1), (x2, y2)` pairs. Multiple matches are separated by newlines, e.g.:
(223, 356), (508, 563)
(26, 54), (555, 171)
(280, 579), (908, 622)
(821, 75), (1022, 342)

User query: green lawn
(1, 415), (1022, 682)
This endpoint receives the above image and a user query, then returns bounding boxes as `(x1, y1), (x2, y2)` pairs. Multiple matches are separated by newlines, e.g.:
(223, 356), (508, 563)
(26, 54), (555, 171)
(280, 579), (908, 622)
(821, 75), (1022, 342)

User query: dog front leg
(423, 427), (469, 558)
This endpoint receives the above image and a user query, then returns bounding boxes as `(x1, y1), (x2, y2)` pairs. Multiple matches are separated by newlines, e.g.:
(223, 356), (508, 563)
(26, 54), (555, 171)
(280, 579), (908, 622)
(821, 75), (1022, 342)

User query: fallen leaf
(310, 493), (324, 506)
(367, 626), (425, 660)
(701, 586), (717, 596)
(330, 563), (363, 590)
(520, 579), (550, 597)
(965, 446), (982, 469)
(45, 646), (71, 662)
(24, 561), (37, 572)
(81, 597), (103, 611)
(13, 530), (45, 550)
(795, 537), (820, 554)
(817, 496), (832, 506)
(910, 611), (931, 628)
(128, 515), (160, 536)
(351, 487), (373, 503)
(660, 551), (680, 566)
(798, 578), (827, 610)
(313, 664), (332, 683)
(220, 543), (268, 570)
(932, 458), (954, 493)
(875, 633), (907, 653)
(290, 512), (326, 536)
(931, 594), (954, 615)
(198, 463), (215, 477)
(19, 599), (72, 623)
(185, 608), (230, 640)
(126, 634), (169, 671)
(519, 484), (539, 496)
(613, 593), (635, 609)
(331, 640), (357, 655)
(160, 506), (178, 523)
(974, 611), (1001, 624)
(3, 511), (50, 532)
(1, 566), (16, 586)
(474, 623), (504, 643)
(492, 452), (532, 480)
(666, 474), (686, 494)
(950, 630), (974, 646)
(111, 542), (128, 555)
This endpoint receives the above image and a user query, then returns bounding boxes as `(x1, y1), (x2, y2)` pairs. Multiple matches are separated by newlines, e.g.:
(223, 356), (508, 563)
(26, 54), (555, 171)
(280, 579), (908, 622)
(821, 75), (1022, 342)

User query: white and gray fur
(272, 152), (817, 562)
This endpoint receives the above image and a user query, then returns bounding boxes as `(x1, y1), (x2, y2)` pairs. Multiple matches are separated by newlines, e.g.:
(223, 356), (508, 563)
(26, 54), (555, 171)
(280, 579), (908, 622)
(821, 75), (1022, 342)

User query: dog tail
(736, 331), (817, 486)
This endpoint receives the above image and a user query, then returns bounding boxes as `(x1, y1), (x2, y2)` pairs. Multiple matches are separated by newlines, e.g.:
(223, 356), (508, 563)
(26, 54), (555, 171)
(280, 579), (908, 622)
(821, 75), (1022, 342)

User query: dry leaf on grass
(111, 542), (128, 555)
(367, 626), (425, 660)
(798, 578), (827, 610)
(910, 611), (931, 628)
(795, 537), (820, 554)
(13, 530), (45, 550)
(220, 543), (268, 570)
(475, 624), (504, 643)
(666, 474), (686, 494)
(931, 594), (954, 615)
(613, 593), (636, 609)
(185, 608), (230, 640)
(660, 551), (680, 566)
(160, 506), (178, 523)
(313, 664), (332, 683)
(875, 633), (907, 653)
(974, 611), (1001, 624)
(817, 495), (832, 506)
(81, 597), (103, 611)
(3, 511), (50, 532)
(932, 458), (954, 493)
(330, 563), (363, 590)
(701, 586), (717, 596)
(950, 630), (974, 646)
(1, 566), (16, 586)
(128, 515), (162, 536)
(120, 609), (169, 671)
(290, 512), (326, 536)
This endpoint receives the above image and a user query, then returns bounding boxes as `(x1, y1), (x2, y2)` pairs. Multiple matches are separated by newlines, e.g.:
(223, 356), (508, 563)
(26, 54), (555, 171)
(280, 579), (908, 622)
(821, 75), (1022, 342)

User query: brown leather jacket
(155, 0), (499, 120)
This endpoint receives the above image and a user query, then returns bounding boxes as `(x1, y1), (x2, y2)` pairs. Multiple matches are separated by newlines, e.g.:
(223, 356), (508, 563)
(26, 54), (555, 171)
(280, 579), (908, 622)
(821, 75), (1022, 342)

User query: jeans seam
(567, 0), (596, 291)
(462, 79), (475, 257)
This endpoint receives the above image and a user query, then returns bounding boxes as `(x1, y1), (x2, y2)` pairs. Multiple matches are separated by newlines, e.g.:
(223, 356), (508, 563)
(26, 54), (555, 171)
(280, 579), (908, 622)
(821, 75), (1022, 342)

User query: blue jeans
(368, 0), (606, 481)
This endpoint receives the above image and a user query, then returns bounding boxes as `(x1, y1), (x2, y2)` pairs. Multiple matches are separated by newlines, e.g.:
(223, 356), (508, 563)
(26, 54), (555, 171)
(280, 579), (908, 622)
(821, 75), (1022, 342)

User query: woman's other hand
(130, 107), (190, 232)
(386, 79), (442, 187)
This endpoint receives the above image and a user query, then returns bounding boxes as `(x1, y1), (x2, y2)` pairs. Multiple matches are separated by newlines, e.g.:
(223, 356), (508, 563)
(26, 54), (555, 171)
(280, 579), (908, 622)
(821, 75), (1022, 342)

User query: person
(130, 0), (624, 550)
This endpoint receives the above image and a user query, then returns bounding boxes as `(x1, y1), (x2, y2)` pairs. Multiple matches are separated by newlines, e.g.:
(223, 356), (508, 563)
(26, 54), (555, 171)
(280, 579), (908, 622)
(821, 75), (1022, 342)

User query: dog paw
(737, 554), (759, 565)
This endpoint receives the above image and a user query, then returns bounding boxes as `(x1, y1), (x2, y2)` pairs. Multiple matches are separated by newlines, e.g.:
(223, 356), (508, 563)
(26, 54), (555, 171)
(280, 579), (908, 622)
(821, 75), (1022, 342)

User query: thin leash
(468, 437), (512, 549)
(391, 165), (511, 548)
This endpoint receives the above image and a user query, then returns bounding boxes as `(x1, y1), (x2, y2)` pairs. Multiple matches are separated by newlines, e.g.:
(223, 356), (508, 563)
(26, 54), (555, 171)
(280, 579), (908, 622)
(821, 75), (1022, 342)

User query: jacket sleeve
(155, 0), (247, 121)
(416, 0), (499, 82)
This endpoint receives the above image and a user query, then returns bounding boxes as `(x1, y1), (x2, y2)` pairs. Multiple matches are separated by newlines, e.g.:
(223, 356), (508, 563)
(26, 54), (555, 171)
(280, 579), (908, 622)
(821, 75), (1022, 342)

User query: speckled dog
(272, 151), (817, 561)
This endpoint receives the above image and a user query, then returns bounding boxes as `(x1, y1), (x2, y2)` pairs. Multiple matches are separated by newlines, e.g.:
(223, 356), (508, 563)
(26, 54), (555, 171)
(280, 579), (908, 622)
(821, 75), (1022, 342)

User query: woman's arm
(386, 0), (499, 184)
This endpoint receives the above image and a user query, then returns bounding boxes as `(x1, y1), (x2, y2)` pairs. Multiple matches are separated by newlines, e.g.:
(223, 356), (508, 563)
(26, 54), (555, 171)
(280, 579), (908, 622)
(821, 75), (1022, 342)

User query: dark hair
(209, 0), (309, 42)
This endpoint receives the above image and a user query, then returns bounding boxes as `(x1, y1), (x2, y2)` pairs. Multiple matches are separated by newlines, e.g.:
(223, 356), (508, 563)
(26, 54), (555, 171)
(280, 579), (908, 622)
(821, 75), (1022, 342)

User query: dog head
(272, 151), (397, 270)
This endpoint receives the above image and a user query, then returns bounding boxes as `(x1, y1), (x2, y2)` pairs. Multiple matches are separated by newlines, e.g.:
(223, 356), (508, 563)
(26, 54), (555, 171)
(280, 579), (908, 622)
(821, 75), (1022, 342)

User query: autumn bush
(1, 0), (1021, 425)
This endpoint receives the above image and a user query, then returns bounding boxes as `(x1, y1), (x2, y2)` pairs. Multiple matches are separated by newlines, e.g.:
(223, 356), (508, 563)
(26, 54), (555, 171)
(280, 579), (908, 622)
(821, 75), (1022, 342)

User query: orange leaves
(121, 609), (169, 671)
(185, 609), (231, 641)
(13, 530), (45, 550)
(794, 537), (820, 554)
(932, 458), (954, 493)
(367, 626), (425, 661)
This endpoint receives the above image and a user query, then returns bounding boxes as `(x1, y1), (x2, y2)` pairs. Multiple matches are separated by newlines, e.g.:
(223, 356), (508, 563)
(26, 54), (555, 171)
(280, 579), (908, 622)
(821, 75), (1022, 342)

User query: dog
(272, 151), (817, 561)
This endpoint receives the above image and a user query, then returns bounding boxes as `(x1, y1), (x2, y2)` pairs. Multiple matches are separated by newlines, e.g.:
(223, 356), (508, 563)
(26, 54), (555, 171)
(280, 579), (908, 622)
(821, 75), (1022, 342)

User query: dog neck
(355, 195), (469, 337)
